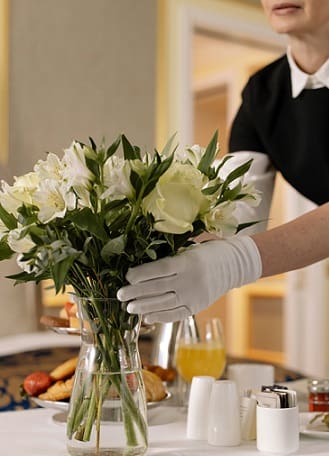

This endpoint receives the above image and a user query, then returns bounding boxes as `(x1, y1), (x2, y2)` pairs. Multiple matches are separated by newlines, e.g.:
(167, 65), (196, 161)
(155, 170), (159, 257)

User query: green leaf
(51, 257), (75, 293)
(0, 240), (14, 260)
(130, 169), (143, 195)
(160, 132), (177, 157)
(89, 137), (97, 151)
(224, 159), (252, 186)
(143, 153), (174, 197)
(6, 270), (49, 284)
(68, 208), (108, 241)
(0, 204), (17, 230)
(106, 210), (130, 232)
(121, 134), (141, 160)
(198, 130), (218, 176)
(103, 199), (129, 212)
(236, 220), (259, 233)
(106, 135), (121, 160)
(85, 156), (99, 179)
(148, 239), (167, 247)
(17, 204), (38, 225)
(202, 182), (222, 195)
(145, 248), (157, 260)
(101, 235), (127, 263)
(214, 154), (233, 172)
(221, 181), (243, 201)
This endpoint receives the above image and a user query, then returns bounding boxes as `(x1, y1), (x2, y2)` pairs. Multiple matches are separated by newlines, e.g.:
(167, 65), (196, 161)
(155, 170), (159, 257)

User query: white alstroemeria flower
(33, 179), (76, 223)
(16, 253), (38, 274)
(0, 172), (40, 214)
(0, 181), (21, 215)
(34, 153), (64, 182)
(7, 227), (36, 253)
(0, 219), (7, 240)
(175, 143), (219, 168)
(129, 155), (152, 177)
(239, 182), (262, 207)
(202, 201), (238, 238)
(174, 144), (203, 167)
(102, 156), (134, 200)
(74, 185), (93, 209)
(142, 163), (207, 234)
(14, 172), (40, 191)
(62, 141), (94, 189)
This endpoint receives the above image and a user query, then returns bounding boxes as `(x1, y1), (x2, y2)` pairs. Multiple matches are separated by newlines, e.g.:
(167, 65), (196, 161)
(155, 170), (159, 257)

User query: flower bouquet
(0, 131), (260, 455)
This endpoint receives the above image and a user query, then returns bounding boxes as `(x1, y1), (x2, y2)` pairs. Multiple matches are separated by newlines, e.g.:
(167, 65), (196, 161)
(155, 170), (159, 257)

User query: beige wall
(0, 0), (157, 336)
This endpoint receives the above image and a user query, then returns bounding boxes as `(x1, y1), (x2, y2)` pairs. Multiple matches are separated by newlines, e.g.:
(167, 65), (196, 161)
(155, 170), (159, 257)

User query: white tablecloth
(1, 407), (329, 456)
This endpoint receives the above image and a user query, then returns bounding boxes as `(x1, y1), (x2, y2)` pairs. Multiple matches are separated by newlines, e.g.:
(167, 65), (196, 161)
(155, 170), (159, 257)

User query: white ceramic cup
(227, 363), (275, 394)
(207, 380), (241, 446)
(186, 376), (215, 440)
(256, 405), (299, 454)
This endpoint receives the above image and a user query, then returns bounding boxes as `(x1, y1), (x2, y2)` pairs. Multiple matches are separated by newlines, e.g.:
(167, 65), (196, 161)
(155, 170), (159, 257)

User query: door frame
(156, 0), (285, 147)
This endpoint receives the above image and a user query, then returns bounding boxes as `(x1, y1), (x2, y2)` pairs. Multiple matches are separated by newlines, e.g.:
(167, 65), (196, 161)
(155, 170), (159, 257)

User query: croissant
(142, 369), (167, 402)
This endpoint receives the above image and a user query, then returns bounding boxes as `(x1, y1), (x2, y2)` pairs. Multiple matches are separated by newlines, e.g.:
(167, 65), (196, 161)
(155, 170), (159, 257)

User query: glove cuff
(225, 236), (263, 288)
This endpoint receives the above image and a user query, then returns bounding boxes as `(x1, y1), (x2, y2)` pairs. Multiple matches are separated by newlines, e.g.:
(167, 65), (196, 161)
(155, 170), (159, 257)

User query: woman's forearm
(252, 202), (329, 277)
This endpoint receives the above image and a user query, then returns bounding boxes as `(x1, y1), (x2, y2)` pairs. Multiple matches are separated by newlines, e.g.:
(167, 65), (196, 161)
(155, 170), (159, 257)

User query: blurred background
(0, 0), (328, 378)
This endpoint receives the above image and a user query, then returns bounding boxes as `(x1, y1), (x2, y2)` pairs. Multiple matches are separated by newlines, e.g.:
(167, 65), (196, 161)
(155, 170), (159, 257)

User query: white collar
(286, 46), (329, 98)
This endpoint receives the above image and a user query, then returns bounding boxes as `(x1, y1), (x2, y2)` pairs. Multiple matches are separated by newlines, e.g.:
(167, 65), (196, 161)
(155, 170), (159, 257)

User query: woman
(228, 0), (329, 230)
(117, 0), (329, 323)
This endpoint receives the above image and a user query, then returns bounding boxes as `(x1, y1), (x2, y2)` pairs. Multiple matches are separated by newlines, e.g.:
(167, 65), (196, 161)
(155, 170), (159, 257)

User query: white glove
(117, 236), (262, 324)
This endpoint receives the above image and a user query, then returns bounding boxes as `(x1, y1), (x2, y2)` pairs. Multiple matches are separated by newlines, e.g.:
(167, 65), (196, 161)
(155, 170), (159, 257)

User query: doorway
(191, 28), (285, 363)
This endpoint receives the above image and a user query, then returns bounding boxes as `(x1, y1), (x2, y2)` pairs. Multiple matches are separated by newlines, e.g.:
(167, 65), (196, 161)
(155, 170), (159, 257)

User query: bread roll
(38, 376), (74, 401)
(49, 356), (78, 381)
(142, 369), (167, 402)
(40, 315), (70, 328)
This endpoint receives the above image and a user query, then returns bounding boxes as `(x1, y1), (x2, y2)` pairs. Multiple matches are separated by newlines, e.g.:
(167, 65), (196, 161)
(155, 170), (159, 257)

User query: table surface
(0, 333), (321, 454)
(1, 405), (329, 456)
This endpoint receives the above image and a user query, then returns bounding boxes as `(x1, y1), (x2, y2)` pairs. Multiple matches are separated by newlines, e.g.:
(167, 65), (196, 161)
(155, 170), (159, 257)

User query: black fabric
(229, 55), (329, 205)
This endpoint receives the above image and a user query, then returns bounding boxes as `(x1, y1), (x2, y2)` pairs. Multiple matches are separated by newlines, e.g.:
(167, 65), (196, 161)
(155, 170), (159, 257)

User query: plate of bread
(23, 357), (173, 411)
(40, 300), (156, 336)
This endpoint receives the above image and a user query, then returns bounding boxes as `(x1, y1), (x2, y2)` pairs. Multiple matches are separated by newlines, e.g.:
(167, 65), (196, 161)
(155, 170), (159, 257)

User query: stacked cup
(186, 376), (241, 446)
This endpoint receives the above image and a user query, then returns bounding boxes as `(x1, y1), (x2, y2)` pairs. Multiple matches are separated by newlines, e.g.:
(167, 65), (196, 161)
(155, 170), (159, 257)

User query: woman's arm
(253, 202), (329, 277)
(118, 203), (329, 323)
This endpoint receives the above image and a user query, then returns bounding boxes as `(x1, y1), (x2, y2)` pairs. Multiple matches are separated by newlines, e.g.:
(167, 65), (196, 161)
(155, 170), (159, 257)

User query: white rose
(7, 227), (35, 253)
(202, 201), (238, 238)
(102, 156), (134, 200)
(33, 179), (76, 223)
(142, 163), (207, 234)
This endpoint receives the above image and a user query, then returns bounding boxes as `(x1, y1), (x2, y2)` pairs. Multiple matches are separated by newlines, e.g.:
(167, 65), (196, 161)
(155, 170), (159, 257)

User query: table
(1, 406), (329, 456)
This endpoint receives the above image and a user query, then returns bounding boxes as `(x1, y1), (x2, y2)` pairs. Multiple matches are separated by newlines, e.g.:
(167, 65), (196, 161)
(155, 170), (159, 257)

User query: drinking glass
(174, 316), (226, 406)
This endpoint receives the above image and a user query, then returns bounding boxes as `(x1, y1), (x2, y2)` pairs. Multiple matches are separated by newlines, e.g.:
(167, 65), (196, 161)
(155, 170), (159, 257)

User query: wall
(0, 0), (157, 336)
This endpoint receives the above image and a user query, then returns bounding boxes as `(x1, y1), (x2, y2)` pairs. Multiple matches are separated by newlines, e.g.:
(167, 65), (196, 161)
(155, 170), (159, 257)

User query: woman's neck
(288, 34), (329, 74)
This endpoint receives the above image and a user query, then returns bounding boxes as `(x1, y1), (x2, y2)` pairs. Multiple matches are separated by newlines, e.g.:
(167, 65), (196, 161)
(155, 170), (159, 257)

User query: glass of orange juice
(174, 316), (226, 406)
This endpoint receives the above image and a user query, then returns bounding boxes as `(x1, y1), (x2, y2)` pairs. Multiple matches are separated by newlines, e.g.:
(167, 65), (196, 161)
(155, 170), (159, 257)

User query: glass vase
(66, 296), (148, 456)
